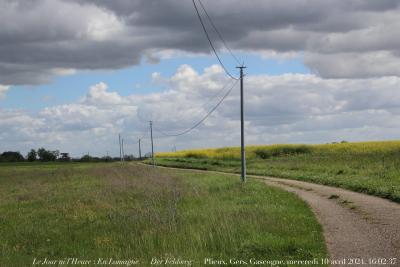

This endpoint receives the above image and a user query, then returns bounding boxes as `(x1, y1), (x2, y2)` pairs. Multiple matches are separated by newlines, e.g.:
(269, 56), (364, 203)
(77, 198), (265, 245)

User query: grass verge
(0, 162), (326, 266)
(152, 141), (400, 203)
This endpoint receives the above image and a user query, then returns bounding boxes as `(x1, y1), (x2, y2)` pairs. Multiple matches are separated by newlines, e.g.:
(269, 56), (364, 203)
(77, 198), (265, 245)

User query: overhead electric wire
(121, 129), (148, 145)
(120, 1), (241, 146)
(138, 131), (148, 141)
(131, 135), (146, 144)
(178, 79), (236, 121)
(141, 80), (234, 137)
(192, 0), (239, 80)
(155, 79), (239, 137)
(197, 0), (241, 65)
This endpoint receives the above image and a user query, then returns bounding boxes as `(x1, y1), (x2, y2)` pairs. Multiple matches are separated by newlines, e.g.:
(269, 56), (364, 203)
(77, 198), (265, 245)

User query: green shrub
(185, 152), (206, 158)
(254, 149), (272, 159)
(255, 145), (312, 159)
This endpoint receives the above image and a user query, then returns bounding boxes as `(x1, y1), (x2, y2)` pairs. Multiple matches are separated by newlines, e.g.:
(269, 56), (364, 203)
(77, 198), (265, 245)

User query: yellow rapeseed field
(156, 140), (400, 159)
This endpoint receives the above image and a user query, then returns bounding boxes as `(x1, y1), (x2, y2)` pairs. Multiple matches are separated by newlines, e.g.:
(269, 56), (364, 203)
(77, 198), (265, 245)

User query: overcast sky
(1, 0), (400, 157)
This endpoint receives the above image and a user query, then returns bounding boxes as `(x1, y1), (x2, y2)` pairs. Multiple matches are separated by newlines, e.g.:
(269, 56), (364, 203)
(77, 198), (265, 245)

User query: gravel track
(257, 176), (400, 266)
(146, 164), (400, 266)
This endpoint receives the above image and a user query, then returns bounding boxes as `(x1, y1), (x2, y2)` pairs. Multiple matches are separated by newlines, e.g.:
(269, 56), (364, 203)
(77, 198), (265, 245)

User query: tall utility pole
(122, 138), (125, 162)
(237, 66), (246, 182)
(118, 134), (122, 162)
(138, 138), (142, 160)
(149, 121), (155, 166)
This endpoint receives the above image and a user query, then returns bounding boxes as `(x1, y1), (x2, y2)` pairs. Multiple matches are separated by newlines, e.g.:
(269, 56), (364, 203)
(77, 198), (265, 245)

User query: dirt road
(256, 176), (400, 266)
(150, 164), (400, 266)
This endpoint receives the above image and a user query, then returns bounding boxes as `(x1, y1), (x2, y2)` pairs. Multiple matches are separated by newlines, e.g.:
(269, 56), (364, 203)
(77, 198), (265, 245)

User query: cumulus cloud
(1, 0), (400, 85)
(305, 51), (400, 78)
(2, 64), (400, 156)
(82, 82), (128, 106)
(0, 85), (9, 99)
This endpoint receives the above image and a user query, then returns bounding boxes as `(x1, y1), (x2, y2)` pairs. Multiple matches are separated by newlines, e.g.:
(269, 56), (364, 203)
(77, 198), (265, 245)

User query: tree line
(0, 148), (141, 162)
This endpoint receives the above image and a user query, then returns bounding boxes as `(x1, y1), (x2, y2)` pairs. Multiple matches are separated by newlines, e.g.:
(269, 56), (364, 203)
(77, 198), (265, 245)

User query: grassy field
(154, 141), (400, 203)
(0, 162), (326, 266)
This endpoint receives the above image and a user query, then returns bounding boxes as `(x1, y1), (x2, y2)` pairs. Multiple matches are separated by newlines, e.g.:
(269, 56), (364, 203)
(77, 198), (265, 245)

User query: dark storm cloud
(1, 0), (400, 85)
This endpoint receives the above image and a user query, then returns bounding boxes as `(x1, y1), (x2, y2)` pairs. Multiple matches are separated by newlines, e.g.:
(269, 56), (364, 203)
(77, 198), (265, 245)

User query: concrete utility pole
(118, 134), (122, 162)
(122, 138), (125, 162)
(149, 121), (155, 166)
(138, 138), (142, 160)
(237, 65), (246, 182)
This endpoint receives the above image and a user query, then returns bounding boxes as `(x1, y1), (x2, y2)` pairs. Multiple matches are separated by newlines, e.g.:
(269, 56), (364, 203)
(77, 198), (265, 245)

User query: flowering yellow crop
(156, 140), (400, 159)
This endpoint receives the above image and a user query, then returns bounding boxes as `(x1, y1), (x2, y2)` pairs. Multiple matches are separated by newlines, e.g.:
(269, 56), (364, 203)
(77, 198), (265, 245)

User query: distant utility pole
(122, 138), (125, 162)
(237, 65), (246, 182)
(138, 138), (142, 160)
(118, 134), (122, 162)
(149, 121), (155, 166)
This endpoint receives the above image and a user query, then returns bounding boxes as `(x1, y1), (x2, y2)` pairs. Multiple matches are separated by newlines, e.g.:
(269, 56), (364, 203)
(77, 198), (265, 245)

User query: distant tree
(80, 154), (93, 162)
(27, 149), (37, 161)
(102, 156), (113, 162)
(60, 153), (71, 162)
(52, 150), (60, 159)
(37, 148), (46, 161)
(37, 148), (58, 161)
(0, 151), (24, 162)
(124, 154), (136, 161)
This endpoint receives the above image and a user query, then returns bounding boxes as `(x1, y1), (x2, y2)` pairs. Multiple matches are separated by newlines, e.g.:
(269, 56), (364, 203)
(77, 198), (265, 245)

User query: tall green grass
(154, 141), (400, 202)
(0, 162), (326, 266)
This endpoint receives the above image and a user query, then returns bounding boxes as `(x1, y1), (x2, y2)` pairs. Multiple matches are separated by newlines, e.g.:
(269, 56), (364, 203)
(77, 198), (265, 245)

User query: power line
(197, 0), (241, 65)
(192, 0), (239, 80)
(135, 78), (235, 128)
(155, 79), (238, 137)
(166, 79), (236, 124)
(130, 131), (148, 144)
(202, 79), (236, 107)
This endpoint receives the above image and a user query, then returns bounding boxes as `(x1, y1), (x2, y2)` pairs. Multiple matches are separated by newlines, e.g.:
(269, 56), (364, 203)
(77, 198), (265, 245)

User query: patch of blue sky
(2, 52), (309, 110)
